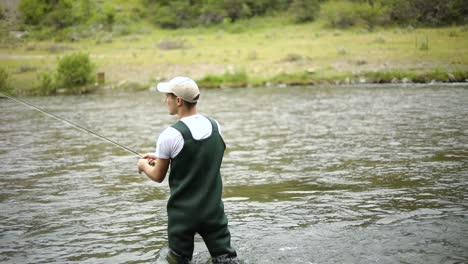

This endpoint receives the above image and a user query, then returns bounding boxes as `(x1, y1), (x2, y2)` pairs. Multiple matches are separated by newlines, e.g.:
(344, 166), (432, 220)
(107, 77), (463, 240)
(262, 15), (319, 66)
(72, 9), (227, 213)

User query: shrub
(0, 66), (9, 88)
(0, 4), (5, 20)
(222, 70), (248, 87)
(386, 0), (468, 26)
(199, 2), (227, 25)
(321, 0), (389, 29)
(46, 0), (75, 29)
(197, 75), (224, 88)
(56, 52), (95, 91)
(19, 0), (75, 28)
(416, 36), (429, 51)
(151, 1), (196, 29)
(197, 70), (249, 88)
(93, 3), (116, 31)
(289, 0), (320, 23)
(270, 72), (315, 85)
(37, 72), (56, 95)
(19, 0), (48, 25)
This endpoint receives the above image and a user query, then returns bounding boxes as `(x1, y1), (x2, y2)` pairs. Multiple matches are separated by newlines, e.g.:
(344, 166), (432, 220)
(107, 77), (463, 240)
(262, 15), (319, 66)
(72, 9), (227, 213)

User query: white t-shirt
(155, 114), (222, 159)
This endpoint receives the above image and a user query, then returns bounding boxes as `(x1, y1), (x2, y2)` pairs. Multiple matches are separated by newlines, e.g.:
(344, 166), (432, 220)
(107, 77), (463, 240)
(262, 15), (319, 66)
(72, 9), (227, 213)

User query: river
(1, 84), (467, 263)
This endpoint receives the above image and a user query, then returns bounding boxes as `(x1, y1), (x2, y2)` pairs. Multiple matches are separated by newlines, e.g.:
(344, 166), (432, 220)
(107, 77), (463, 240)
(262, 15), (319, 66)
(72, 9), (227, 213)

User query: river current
(1, 84), (467, 263)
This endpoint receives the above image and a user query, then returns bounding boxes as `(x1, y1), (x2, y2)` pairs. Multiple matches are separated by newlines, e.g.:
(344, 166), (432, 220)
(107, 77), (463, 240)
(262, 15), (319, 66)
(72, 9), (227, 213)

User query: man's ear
(176, 97), (183, 106)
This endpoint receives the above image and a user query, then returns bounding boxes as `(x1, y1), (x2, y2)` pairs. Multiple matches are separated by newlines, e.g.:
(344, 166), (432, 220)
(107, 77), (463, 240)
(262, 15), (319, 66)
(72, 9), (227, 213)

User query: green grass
(1, 15), (468, 94)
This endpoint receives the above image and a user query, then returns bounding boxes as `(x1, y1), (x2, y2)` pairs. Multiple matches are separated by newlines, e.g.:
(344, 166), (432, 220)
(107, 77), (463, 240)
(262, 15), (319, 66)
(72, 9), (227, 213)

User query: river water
(1, 85), (467, 263)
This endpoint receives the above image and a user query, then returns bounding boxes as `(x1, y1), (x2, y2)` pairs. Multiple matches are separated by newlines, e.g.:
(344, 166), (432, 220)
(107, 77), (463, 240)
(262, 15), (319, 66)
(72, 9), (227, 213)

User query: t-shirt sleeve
(155, 127), (184, 159)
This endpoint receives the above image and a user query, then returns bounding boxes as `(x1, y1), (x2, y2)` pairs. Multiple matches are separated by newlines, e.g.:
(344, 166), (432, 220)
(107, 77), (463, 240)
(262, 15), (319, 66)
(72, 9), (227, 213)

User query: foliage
(37, 72), (56, 95)
(46, 0), (75, 29)
(19, 0), (47, 25)
(0, 67), (9, 89)
(55, 53), (95, 91)
(197, 70), (249, 88)
(270, 72), (315, 85)
(151, 1), (193, 29)
(97, 3), (116, 31)
(384, 0), (468, 26)
(321, 0), (389, 29)
(361, 69), (468, 83)
(19, 0), (120, 39)
(320, 0), (467, 29)
(17, 0), (468, 36)
(19, 0), (75, 29)
(143, 0), (313, 28)
(0, 20), (21, 48)
(0, 4), (5, 20)
(289, 0), (321, 24)
(222, 70), (249, 87)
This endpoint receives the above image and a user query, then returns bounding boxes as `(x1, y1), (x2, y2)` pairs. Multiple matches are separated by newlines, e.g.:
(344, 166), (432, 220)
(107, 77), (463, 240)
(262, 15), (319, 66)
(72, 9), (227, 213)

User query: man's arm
(137, 155), (170, 183)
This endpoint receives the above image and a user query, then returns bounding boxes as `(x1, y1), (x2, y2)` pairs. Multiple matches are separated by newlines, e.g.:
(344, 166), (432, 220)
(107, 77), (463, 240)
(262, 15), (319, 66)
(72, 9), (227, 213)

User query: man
(137, 77), (238, 264)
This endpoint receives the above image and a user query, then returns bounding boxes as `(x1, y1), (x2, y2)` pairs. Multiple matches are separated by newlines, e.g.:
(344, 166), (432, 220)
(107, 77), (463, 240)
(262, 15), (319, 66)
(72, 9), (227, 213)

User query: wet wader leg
(168, 221), (196, 261)
(200, 221), (237, 259)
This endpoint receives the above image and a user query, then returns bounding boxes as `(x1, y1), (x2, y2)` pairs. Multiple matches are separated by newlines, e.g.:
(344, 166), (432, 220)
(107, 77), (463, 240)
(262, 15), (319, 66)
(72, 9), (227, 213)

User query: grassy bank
(1, 16), (468, 95)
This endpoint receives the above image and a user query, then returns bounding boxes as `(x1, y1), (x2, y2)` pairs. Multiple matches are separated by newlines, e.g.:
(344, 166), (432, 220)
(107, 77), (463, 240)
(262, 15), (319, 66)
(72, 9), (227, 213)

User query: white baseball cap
(156, 77), (200, 103)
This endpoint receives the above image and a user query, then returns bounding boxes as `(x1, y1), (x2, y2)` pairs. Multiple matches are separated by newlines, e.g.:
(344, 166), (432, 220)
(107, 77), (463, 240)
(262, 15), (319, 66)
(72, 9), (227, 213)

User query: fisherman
(137, 77), (239, 263)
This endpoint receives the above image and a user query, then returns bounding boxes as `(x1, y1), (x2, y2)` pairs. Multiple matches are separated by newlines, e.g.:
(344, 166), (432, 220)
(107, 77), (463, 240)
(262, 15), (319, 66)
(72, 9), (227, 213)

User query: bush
(271, 71), (315, 85)
(289, 0), (320, 23)
(19, 0), (48, 25)
(145, 0), (291, 28)
(37, 72), (56, 95)
(56, 53), (95, 91)
(383, 0), (467, 26)
(46, 0), (75, 29)
(197, 70), (249, 88)
(321, 0), (389, 29)
(222, 70), (249, 87)
(0, 4), (5, 20)
(0, 67), (9, 88)
(19, 0), (77, 29)
(151, 1), (195, 29)
(93, 3), (116, 31)
(197, 74), (224, 88)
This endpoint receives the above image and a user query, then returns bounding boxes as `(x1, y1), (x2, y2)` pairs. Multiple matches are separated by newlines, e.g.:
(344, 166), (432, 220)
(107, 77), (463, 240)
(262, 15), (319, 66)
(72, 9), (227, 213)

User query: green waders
(167, 118), (237, 261)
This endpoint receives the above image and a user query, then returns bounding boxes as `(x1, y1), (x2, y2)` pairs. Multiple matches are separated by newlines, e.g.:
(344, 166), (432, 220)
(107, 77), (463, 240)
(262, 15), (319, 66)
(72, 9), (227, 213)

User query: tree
(46, 0), (75, 29)
(19, 0), (48, 25)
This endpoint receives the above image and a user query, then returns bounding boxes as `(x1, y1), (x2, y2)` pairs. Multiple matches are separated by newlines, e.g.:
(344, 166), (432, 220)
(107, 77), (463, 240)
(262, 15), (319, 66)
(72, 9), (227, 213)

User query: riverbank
(1, 18), (467, 95)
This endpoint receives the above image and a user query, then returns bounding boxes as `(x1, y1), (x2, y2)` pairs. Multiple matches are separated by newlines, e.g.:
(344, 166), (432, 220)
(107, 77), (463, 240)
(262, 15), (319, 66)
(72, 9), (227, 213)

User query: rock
(448, 73), (456, 81)
(10, 31), (28, 39)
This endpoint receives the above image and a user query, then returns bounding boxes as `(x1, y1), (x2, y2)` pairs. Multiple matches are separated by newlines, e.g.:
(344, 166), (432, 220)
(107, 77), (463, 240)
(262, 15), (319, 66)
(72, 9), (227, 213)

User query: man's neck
(177, 108), (198, 119)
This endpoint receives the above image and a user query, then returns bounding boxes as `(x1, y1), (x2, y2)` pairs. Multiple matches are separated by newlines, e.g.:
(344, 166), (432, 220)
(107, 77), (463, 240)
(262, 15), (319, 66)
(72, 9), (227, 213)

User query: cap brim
(156, 82), (172, 93)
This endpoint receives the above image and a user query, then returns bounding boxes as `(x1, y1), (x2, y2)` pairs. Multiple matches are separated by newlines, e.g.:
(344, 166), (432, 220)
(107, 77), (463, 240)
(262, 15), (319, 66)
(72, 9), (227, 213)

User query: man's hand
(143, 153), (157, 166)
(136, 154), (170, 183)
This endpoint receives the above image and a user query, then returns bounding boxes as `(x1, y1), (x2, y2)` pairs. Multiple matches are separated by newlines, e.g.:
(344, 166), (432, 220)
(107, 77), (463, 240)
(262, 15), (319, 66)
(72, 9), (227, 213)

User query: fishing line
(0, 91), (143, 158)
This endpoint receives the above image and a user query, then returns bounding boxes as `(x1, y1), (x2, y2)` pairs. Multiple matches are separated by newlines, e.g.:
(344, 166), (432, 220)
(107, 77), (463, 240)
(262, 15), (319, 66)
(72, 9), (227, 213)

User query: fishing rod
(0, 91), (143, 158)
